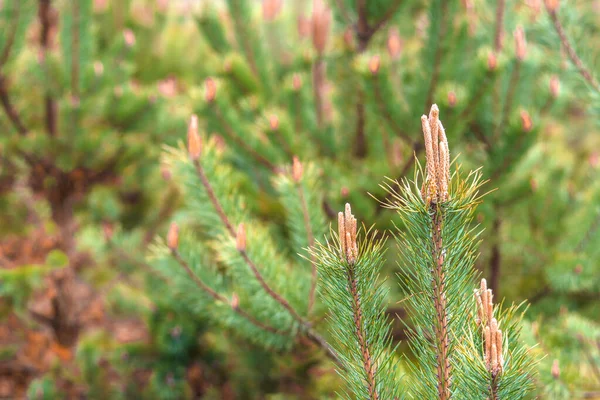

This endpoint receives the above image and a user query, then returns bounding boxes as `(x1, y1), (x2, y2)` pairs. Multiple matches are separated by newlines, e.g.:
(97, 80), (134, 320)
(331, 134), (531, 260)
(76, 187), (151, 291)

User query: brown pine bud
(205, 78), (216, 103)
(369, 55), (381, 75)
(269, 115), (279, 130)
(514, 26), (527, 61)
(338, 203), (358, 264)
(487, 52), (498, 71)
(545, 0), (559, 12)
(520, 110), (533, 132)
(387, 27), (402, 60)
(167, 222), (179, 250)
(549, 75), (560, 98)
(292, 156), (303, 182)
(447, 91), (457, 107)
(311, 0), (331, 56)
(94, 61), (104, 77)
(231, 293), (240, 310)
(292, 73), (302, 91)
(551, 359), (560, 379)
(297, 15), (311, 39)
(236, 223), (246, 251)
(262, 0), (281, 21)
(161, 167), (172, 181)
(343, 26), (354, 49)
(123, 29), (136, 47)
(340, 187), (349, 197)
(187, 115), (202, 160)
(102, 221), (114, 241)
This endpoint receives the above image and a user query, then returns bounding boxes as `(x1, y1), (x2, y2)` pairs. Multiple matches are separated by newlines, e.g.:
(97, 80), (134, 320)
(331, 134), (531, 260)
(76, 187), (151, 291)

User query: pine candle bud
(447, 91), (457, 107)
(311, 0), (331, 56)
(262, 0), (281, 21)
(551, 359), (560, 379)
(292, 73), (302, 91)
(123, 29), (136, 47)
(236, 223), (246, 251)
(205, 78), (216, 103)
(514, 26), (527, 61)
(292, 156), (303, 182)
(231, 293), (240, 310)
(167, 222), (179, 250)
(94, 61), (104, 76)
(545, 0), (559, 12)
(297, 15), (310, 39)
(337, 203), (358, 264)
(421, 104), (450, 204)
(343, 26), (354, 49)
(550, 75), (560, 98)
(387, 27), (402, 60)
(102, 222), (114, 241)
(487, 52), (498, 71)
(187, 115), (202, 160)
(520, 110), (533, 132)
(269, 115), (279, 130)
(369, 55), (381, 75)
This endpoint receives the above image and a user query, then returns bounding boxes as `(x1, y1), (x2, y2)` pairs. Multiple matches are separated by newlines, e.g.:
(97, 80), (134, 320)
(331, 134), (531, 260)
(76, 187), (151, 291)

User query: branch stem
(546, 5), (600, 92)
(347, 266), (380, 400)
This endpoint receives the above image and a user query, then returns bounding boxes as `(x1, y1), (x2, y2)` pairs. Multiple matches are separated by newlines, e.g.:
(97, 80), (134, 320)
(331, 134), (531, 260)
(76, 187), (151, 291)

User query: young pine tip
(421, 104), (450, 204)
(167, 222), (179, 251)
(337, 203), (358, 265)
(236, 223), (247, 252)
(187, 115), (202, 160)
(476, 278), (504, 376)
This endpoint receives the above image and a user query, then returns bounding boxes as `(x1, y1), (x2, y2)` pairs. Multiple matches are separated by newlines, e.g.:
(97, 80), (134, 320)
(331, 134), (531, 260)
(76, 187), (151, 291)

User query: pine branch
(493, 0), (505, 52)
(368, 0), (403, 36)
(0, 74), (28, 135)
(170, 247), (285, 335)
(545, 2), (600, 92)
(347, 265), (380, 400)
(39, 0), (57, 137)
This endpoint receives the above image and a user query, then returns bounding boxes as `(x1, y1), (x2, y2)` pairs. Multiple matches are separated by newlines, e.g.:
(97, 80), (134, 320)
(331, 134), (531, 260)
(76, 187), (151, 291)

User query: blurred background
(0, 0), (598, 398)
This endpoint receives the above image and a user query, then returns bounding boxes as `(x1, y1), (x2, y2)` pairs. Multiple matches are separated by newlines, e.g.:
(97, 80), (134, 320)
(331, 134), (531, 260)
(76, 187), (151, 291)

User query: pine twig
(545, 3), (600, 92)
(0, 74), (28, 135)
(39, 0), (57, 137)
(493, 0), (506, 52)
(171, 249), (285, 335)
(347, 266), (380, 400)
(210, 103), (277, 172)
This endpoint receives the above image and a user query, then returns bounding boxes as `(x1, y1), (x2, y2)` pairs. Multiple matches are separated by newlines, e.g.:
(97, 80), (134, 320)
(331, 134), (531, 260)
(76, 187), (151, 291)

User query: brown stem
(0, 0), (21, 66)
(193, 160), (236, 237)
(193, 159), (342, 364)
(431, 205), (451, 400)
(39, 0), (57, 137)
(546, 6), (600, 92)
(171, 250), (285, 335)
(369, 0), (403, 35)
(211, 104), (277, 172)
(493, 0), (505, 52)
(424, 0), (449, 113)
(490, 374), (499, 400)
(239, 250), (306, 324)
(489, 215), (501, 298)
(493, 60), (521, 140)
(297, 183), (318, 313)
(0, 74), (28, 135)
(71, 0), (80, 99)
(312, 58), (326, 128)
(347, 267), (380, 400)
